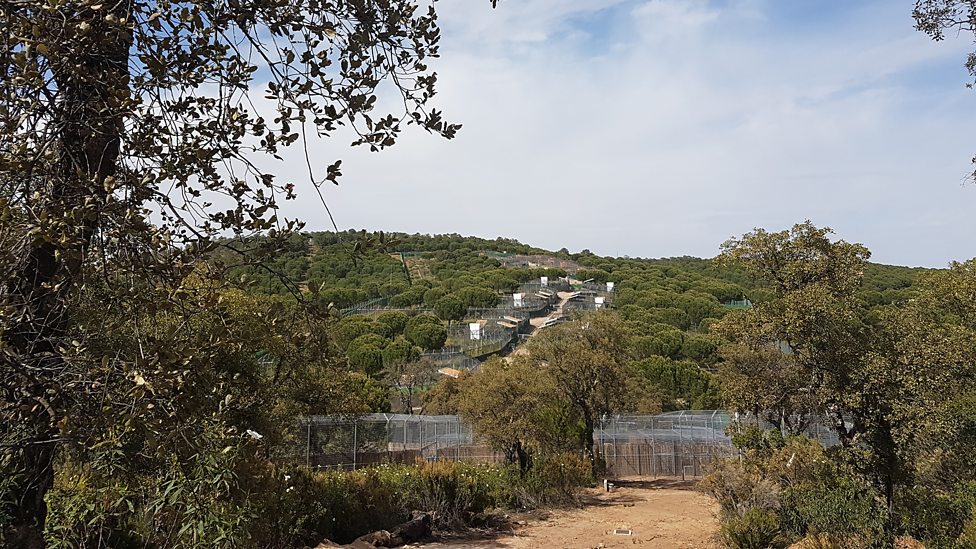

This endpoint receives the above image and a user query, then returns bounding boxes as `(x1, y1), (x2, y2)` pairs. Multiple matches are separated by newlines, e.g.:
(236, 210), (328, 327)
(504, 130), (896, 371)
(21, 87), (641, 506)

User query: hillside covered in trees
(216, 229), (930, 414)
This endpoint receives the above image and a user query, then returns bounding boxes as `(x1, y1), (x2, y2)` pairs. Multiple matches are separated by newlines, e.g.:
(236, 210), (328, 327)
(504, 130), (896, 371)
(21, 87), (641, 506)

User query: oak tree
(1, 0), (490, 543)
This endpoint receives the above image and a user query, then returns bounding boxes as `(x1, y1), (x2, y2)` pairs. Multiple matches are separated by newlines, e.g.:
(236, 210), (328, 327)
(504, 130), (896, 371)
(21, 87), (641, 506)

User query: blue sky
(272, 0), (976, 267)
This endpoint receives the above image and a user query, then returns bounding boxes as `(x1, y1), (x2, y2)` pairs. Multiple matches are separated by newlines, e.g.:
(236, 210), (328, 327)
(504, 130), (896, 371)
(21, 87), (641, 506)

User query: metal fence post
(306, 420), (311, 469)
(672, 440), (677, 477)
(353, 419), (358, 471)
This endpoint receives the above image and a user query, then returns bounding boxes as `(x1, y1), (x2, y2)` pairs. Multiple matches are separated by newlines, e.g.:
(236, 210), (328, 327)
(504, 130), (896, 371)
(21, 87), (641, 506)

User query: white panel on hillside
(595, 296), (605, 309)
(469, 322), (481, 340)
(540, 276), (548, 287)
(513, 293), (524, 307)
(607, 282), (615, 292)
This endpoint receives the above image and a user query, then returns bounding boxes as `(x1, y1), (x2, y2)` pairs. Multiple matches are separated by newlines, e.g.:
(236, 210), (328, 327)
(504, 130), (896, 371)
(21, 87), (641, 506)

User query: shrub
(898, 485), (974, 548)
(958, 508), (976, 548)
(47, 441), (256, 549)
(492, 453), (593, 510)
(392, 461), (503, 526)
(699, 458), (780, 518)
(249, 458), (589, 546)
(780, 480), (883, 544)
(48, 456), (590, 548)
(721, 509), (786, 549)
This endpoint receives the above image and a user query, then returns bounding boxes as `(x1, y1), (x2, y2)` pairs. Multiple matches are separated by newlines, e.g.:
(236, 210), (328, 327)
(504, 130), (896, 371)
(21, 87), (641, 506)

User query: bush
(47, 440), (257, 549)
(701, 437), (890, 549)
(699, 458), (780, 518)
(392, 461), (503, 526)
(503, 453), (593, 509)
(898, 485), (975, 548)
(721, 509), (786, 549)
(250, 458), (590, 547)
(780, 480), (883, 544)
(47, 451), (591, 547)
(958, 508), (976, 548)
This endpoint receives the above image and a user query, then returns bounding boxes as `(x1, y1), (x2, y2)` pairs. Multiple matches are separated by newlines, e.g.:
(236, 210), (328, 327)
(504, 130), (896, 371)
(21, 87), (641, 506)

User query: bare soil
(413, 479), (721, 549)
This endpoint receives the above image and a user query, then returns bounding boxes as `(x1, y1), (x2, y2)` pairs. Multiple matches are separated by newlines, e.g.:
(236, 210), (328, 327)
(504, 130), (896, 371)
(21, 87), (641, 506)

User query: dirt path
(416, 480), (721, 549)
(506, 291), (575, 361)
(527, 291), (574, 330)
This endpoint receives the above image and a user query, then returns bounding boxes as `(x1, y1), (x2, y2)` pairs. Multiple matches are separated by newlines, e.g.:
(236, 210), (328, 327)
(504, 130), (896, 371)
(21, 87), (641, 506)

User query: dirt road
(416, 480), (721, 549)
(506, 291), (575, 361)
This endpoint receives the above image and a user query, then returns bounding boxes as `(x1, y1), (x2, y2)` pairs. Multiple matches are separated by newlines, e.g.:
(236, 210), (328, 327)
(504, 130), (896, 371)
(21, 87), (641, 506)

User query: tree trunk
(875, 416), (900, 541)
(505, 441), (532, 476)
(1, 7), (131, 544)
(581, 407), (596, 474)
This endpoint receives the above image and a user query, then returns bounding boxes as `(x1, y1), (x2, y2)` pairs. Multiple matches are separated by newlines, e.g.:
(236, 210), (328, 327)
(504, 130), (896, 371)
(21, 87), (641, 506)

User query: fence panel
(296, 411), (839, 476)
(298, 411), (745, 477)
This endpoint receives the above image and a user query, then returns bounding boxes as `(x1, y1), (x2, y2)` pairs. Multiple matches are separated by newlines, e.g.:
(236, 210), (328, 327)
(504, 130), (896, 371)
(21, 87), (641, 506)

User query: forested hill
(210, 229), (931, 412)
(219, 229), (930, 311)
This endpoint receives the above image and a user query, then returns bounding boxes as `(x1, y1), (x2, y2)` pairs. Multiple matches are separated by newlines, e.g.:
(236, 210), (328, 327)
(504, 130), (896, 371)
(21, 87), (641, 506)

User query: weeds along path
(418, 479), (721, 549)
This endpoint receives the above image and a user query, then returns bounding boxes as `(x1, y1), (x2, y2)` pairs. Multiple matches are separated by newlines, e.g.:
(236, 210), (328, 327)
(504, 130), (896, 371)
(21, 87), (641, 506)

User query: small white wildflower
(245, 429), (263, 440)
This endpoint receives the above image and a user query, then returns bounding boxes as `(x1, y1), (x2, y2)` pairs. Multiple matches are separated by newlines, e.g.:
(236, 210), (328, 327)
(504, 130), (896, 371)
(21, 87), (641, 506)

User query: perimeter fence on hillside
(562, 292), (614, 313)
(419, 349), (482, 372)
(518, 281), (572, 294)
(340, 299), (552, 320)
(448, 321), (517, 357)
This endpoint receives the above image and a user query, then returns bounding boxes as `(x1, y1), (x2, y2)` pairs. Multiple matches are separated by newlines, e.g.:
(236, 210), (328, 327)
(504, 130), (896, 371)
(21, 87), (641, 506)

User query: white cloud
(268, 0), (976, 267)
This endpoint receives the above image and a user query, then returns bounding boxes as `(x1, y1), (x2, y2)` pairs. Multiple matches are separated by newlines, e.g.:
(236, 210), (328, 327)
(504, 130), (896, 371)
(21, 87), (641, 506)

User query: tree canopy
(0, 0), (489, 544)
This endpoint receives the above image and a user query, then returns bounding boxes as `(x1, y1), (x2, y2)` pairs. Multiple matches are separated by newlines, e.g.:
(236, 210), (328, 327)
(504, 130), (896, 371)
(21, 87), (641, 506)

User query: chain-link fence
(596, 411), (733, 479)
(418, 349), (481, 372)
(298, 411), (745, 478)
(562, 290), (614, 313)
(298, 414), (506, 469)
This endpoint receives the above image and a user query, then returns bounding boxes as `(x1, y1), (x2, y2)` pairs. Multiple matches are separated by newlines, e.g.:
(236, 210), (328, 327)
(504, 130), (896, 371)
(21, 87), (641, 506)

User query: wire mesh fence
(296, 411), (775, 479)
(597, 411), (733, 478)
(562, 291), (615, 313)
(418, 349), (482, 372)
(298, 414), (506, 470)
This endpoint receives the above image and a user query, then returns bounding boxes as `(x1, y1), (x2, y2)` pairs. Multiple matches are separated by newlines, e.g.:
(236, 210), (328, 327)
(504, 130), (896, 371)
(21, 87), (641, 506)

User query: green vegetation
(433, 312), (658, 474)
(701, 222), (976, 548)
(2, 207), (943, 547)
(218, 227), (932, 419)
(47, 457), (591, 548)
(3, 0), (491, 540)
(4, 0), (971, 543)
